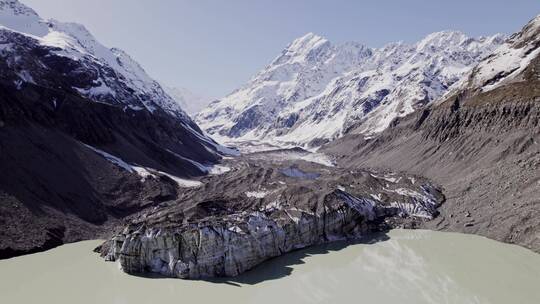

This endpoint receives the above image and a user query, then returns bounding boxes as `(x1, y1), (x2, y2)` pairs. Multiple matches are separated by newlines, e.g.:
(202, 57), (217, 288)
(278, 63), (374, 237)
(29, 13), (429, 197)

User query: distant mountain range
(196, 30), (505, 147)
(163, 85), (213, 115)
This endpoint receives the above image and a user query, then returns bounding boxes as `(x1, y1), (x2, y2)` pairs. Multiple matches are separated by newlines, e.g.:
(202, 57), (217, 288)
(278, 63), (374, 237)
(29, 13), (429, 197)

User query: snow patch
(167, 149), (231, 175)
(394, 188), (436, 205)
(133, 165), (202, 188)
(227, 225), (243, 233)
(370, 193), (383, 201)
(158, 171), (202, 188)
(208, 165), (231, 175)
(83, 144), (134, 173)
(75, 81), (116, 98)
(127, 105), (144, 111)
(246, 191), (268, 198)
(131, 166), (155, 181)
(261, 200), (282, 211)
(82, 144), (201, 188)
(296, 152), (335, 167)
(471, 42), (540, 91)
(371, 173), (400, 183)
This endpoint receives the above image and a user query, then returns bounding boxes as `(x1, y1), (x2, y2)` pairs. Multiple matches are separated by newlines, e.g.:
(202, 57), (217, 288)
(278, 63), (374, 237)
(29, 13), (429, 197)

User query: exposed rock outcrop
(99, 156), (444, 279)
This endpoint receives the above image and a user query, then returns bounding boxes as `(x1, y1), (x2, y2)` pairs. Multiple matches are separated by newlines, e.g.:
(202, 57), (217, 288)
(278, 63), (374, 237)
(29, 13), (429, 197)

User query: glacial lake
(1, 230), (539, 304)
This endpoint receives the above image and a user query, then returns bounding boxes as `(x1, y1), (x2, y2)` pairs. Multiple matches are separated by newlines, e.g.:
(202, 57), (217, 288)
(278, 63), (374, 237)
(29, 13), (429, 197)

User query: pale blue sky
(23, 0), (540, 98)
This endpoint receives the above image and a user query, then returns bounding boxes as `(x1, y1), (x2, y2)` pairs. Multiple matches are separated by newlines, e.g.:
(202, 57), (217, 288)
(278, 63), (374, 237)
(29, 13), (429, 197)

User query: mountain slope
(0, 0), (227, 258)
(163, 85), (213, 114)
(463, 15), (540, 94)
(324, 14), (540, 253)
(196, 31), (504, 147)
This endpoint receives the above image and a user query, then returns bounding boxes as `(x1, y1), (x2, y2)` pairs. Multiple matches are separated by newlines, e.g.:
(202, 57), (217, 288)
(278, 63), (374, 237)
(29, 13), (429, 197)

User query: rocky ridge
(0, 0), (190, 120)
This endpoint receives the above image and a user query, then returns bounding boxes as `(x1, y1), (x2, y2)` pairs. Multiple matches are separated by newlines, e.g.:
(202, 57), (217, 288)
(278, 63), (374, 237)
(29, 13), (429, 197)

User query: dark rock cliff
(0, 28), (222, 259)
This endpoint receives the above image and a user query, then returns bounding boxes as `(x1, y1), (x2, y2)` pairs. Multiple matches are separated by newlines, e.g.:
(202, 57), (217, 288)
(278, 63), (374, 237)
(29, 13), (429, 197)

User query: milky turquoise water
(1, 229), (539, 304)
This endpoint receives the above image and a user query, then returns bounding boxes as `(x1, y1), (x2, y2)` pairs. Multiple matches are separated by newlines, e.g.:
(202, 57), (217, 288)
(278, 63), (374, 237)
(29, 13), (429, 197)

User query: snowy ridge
(454, 14), (540, 94)
(0, 0), (189, 120)
(0, 0), (47, 36)
(0, 0), (234, 158)
(196, 30), (505, 147)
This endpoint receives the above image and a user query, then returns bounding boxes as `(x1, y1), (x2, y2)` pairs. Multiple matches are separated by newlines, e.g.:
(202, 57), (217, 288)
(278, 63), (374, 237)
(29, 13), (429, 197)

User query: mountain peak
(291, 32), (326, 44)
(509, 14), (540, 47)
(416, 30), (468, 50)
(269, 32), (331, 66)
(0, 0), (38, 17)
(0, 0), (48, 36)
(0, 0), (192, 120)
(524, 14), (540, 33)
(292, 32), (328, 50)
(286, 32), (329, 53)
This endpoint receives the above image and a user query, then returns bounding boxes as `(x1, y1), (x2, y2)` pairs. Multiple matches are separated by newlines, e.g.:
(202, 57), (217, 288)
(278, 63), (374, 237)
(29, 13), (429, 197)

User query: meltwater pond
(1, 230), (539, 304)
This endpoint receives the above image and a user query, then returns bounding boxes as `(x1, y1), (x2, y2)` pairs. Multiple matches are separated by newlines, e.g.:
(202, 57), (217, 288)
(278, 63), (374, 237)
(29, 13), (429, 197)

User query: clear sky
(23, 0), (540, 98)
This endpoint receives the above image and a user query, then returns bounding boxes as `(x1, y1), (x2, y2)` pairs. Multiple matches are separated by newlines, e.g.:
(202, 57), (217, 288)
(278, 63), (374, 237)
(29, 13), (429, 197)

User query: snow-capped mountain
(451, 15), (540, 95)
(0, 0), (239, 166)
(196, 31), (505, 147)
(163, 86), (213, 114)
(0, 0), (196, 122)
(0, 0), (232, 154)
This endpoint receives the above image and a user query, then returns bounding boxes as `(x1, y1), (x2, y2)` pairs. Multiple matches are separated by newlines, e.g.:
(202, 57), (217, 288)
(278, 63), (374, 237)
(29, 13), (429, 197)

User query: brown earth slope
(324, 67), (540, 254)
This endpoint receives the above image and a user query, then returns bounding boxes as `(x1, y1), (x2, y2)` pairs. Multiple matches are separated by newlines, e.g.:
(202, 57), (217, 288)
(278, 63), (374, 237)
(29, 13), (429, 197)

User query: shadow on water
(207, 231), (391, 287)
(129, 231), (390, 285)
